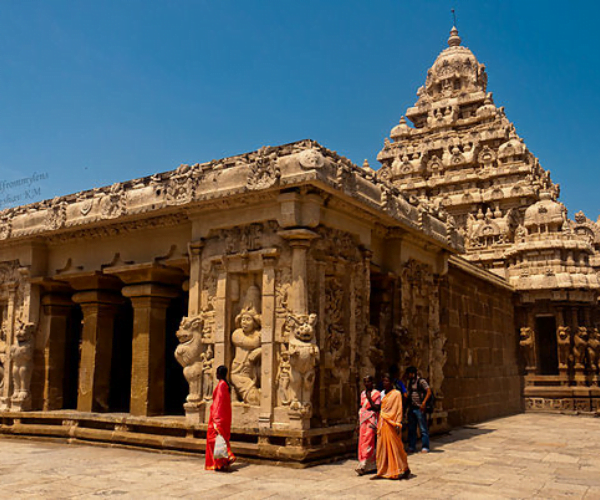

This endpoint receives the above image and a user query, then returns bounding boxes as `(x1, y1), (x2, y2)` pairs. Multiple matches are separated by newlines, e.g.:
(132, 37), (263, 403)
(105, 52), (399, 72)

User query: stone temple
(0, 27), (597, 465)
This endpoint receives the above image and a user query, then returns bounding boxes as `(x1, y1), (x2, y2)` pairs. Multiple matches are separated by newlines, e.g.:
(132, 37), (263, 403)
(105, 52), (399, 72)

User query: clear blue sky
(1, 1), (599, 218)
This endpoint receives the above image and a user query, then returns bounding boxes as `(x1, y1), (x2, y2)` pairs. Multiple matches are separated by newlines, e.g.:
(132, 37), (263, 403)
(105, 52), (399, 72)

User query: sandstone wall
(440, 258), (522, 427)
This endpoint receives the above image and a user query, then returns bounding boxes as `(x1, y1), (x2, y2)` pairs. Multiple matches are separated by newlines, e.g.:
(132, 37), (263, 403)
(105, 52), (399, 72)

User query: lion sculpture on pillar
(11, 322), (35, 408)
(175, 315), (205, 404)
(287, 313), (319, 414)
(573, 327), (589, 370)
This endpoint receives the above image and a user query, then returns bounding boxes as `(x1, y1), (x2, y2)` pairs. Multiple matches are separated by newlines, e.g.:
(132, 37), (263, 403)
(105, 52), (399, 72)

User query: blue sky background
(1, 1), (599, 217)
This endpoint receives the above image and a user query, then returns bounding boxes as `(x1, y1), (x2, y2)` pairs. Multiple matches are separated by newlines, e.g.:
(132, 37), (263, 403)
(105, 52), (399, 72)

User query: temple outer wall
(440, 256), (522, 427)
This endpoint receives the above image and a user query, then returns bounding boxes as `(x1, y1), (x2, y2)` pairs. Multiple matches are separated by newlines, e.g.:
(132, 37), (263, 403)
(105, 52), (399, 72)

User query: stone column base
(184, 402), (206, 424)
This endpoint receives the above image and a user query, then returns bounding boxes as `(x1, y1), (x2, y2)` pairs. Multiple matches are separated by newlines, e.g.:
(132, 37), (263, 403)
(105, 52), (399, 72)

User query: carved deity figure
(587, 328), (600, 373)
(231, 306), (262, 405)
(556, 326), (571, 369)
(174, 315), (205, 404)
(276, 346), (291, 406)
(201, 344), (214, 401)
(519, 327), (534, 369)
(11, 322), (35, 404)
(287, 313), (319, 414)
(573, 327), (589, 370)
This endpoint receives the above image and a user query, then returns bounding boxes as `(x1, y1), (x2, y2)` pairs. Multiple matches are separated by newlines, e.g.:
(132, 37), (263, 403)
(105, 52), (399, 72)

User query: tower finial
(448, 25), (461, 47)
(451, 8), (457, 28)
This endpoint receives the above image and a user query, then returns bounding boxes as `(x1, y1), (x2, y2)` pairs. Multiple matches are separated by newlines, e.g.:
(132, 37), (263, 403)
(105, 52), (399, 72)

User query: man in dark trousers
(405, 366), (432, 453)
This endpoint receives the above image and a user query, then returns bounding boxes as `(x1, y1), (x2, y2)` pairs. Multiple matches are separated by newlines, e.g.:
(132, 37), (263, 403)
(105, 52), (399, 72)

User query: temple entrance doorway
(63, 305), (83, 410)
(536, 315), (558, 375)
(109, 300), (133, 412)
(164, 292), (188, 415)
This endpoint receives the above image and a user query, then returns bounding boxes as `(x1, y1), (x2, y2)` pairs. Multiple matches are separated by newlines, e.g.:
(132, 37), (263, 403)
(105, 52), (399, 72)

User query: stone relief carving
(287, 313), (319, 414)
(556, 326), (571, 369)
(174, 315), (205, 404)
(231, 302), (262, 405)
(45, 198), (66, 230)
(101, 183), (127, 219)
(10, 322), (35, 409)
(246, 147), (280, 191)
(276, 345), (291, 406)
(519, 327), (534, 369)
(587, 328), (600, 374)
(359, 325), (383, 380)
(298, 148), (326, 170)
(201, 344), (214, 401)
(166, 164), (196, 205)
(573, 327), (588, 370)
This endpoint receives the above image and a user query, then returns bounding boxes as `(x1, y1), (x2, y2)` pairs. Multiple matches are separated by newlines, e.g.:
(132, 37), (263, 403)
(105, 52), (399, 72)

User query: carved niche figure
(587, 328), (600, 373)
(556, 326), (571, 369)
(573, 327), (589, 369)
(201, 344), (214, 401)
(231, 306), (262, 405)
(276, 345), (291, 406)
(11, 322), (35, 405)
(287, 313), (319, 413)
(174, 315), (205, 404)
(519, 327), (534, 369)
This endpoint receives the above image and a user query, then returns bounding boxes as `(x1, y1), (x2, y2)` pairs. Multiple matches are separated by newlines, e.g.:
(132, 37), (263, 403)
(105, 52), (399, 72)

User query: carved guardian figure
(573, 327), (589, 370)
(287, 313), (319, 414)
(519, 327), (534, 369)
(11, 322), (35, 406)
(587, 328), (600, 373)
(175, 315), (205, 404)
(556, 326), (571, 369)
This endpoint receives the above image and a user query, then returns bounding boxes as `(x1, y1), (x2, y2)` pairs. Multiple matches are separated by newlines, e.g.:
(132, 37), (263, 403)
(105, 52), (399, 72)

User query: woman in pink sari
(205, 365), (236, 471)
(356, 375), (381, 475)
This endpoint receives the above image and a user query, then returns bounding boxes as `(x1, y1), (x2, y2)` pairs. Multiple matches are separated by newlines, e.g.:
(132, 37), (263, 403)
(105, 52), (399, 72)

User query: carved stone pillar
(259, 255), (277, 429)
(0, 283), (17, 410)
(572, 307), (586, 386)
(279, 228), (318, 429)
(106, 264), (185, 417)
(279, 228), (318, 314)
(187, 241), (204, 316)
(72, 288), (122, 412)
(41, 291), (73, 410)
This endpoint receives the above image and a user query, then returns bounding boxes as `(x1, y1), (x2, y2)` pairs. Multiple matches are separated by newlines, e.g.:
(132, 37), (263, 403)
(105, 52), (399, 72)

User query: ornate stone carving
(231, 305), (262, 405)
(587, 328), (600, 374)
(573, 327), (588, 370)
(174, 315), (205, 404)
(556, 326), (571, 369)
(10, 322), (35, 409)
(166, 164), (195, 205)
(298, 148), (326, 169)
(519, 327), (534, 369)
(101, 183), (127, 219)
(246, 147), (280, 190)
(276, 345), (291, 406)
(201, 344), (214, 401)
(45, 198), (66, 230)
(287, 313), (319, 414)
(359, 325), (383, 380)
(0, 213), (12, 240)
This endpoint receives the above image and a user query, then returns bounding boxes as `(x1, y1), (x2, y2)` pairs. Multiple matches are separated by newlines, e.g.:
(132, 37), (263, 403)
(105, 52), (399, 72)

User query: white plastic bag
(213, 434), (228, 460)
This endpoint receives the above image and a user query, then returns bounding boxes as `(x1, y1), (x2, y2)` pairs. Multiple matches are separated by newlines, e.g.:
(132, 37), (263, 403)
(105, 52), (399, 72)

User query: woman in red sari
(356, 375), (381, 475)
(205, 365), (236, 471)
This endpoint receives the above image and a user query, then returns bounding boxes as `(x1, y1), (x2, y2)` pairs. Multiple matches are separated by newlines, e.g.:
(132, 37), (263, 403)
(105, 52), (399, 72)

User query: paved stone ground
(0, 413), (599, 499)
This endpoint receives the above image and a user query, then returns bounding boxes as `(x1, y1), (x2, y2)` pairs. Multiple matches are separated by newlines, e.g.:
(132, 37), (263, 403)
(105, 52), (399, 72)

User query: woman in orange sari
(356, 375), (381, 475)
(205, 365), (236, 471)
(371, 373), (410, 480)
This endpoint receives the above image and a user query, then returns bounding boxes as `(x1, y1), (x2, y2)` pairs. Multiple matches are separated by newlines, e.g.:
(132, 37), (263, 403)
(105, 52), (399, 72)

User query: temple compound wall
(441, 257), (521, 426)
(0, 140), (523, 464)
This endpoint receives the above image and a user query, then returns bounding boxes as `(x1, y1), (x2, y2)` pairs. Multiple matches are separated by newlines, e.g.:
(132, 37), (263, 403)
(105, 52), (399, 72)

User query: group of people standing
(202, 363), (432, 478)
(357, 366), (432, 480)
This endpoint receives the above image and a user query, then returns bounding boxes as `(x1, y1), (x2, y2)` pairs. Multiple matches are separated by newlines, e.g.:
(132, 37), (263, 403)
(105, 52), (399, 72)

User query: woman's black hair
(216, 365), (231, 392)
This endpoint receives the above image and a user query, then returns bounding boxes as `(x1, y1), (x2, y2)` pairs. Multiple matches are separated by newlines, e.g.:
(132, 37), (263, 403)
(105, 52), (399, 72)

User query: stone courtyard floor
(0, 413), (599, 499)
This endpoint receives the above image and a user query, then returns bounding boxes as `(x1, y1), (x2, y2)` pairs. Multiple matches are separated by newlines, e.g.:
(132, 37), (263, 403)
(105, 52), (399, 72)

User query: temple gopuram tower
(377, 27), (600, 412)
(376, 27), (558, 276)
